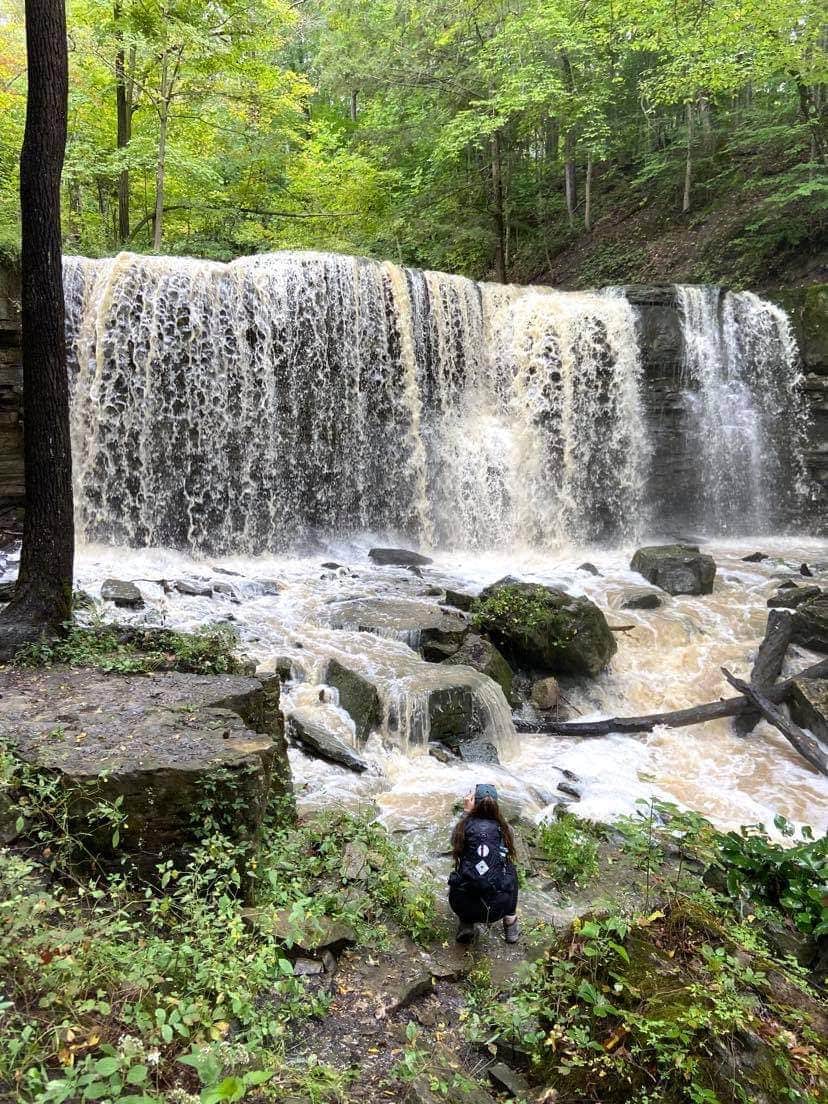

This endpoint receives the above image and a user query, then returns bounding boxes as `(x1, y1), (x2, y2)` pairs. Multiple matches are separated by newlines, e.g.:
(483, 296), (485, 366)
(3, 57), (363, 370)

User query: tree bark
(682, 100), (693, 214)
(733, 610), (793, 737)
(0, 0), (74, 658)
(350, 89), (358, 122)
(514, 658), (828, 736)
(153, 52), (170, 251)
(115, 1), (131, 243)
(564, 128), (577, 227)
(490, 130), (506, 283)
(584, 150), (593, 231)
(721, 668), (828, 776)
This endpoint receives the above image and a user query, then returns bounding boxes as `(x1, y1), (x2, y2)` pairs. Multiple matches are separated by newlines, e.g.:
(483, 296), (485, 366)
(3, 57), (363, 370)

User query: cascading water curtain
(676, 285), (811, 534)
(64, 252), (655, 554)
(64, 253), (803, 555)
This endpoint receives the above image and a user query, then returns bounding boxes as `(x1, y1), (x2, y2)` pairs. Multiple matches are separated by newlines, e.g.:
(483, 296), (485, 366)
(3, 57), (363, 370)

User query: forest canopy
(0, 0), (825, 286)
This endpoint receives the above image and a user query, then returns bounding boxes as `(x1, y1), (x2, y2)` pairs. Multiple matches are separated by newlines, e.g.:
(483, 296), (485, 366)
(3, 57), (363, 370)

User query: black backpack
(454, 817), (509, 893)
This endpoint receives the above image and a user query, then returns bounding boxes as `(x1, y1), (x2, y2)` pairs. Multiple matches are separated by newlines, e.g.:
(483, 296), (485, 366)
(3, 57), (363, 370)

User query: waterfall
(62, 252), (809, 554)
(64, 251), (648, 553)
(676, 285), (811, 533)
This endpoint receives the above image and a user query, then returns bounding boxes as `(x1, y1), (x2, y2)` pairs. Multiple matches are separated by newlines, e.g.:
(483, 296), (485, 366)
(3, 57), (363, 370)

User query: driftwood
(608, 624), (636, 633)
(514, 656), (828, 737)
(721, 667), (828, 776)
(733, 609), (793, 738)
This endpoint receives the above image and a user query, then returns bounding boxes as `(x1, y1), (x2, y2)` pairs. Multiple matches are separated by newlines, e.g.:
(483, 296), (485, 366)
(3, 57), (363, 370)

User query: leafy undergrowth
(0, 799), (439, 1104)
(465, 802), (828, 1104)
(13, 623), (246, 676)
(534, 812), (603, 888)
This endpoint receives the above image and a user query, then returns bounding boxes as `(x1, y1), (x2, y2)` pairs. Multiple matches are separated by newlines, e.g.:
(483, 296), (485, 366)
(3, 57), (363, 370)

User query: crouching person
(448, 783), (519, 944)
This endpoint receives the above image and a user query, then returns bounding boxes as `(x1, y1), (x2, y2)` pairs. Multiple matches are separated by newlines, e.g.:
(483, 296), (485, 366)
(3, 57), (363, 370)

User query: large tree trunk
(491, 130), (506, 283)
(682, 100), (693, 214)
(0, 0), (74, 657)
(115, 2), (131, 243)
(584, 150), (593, 231)
(564, 128), (577, 227)
(153, 53), (170, 251)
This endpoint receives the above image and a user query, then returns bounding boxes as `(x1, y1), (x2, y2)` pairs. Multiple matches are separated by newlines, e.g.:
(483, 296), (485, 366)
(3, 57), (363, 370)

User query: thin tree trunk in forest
(115, 1), (131, 243)
(682, 101), (693, 214)
(0, 0), (74, 657)
(350, 90), (358, 122)
(584, 150), (593, 231)
(153, 53), (170, 251)
(491, 130), (506, 283)
(564, 129), (577, 227)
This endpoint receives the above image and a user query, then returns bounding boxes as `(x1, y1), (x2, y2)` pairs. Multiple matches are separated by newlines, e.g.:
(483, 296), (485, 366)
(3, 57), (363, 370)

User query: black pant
(448, 869), (518, 925)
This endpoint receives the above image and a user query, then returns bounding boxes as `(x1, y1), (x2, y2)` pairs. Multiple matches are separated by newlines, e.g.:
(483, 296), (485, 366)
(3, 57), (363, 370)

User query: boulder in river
(630, 545), (716, 596)
(621, 589), (663, 610)
(768, 585), (822, 609)
(443, 588), (476, 612)
(368, 547), (433, 567)
(173, 578), (214, 597)
(325, 657), (381, 743)
(791, 596), (828, 653)
(789, 678), (828, 744)
(288, 712), (368, 773)
(443, 632), (513, 701)
(531, 676), (561, 710)
(101, 578), (144, 608)
(0, 668), (289, 874)
(473, 579), (616, 676)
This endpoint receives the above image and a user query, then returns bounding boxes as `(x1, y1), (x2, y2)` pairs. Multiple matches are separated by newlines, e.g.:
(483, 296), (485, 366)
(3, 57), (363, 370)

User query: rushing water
(30, 537), (824, 838)
(675, 286), (810, 533)
(62, 251), (807, 556)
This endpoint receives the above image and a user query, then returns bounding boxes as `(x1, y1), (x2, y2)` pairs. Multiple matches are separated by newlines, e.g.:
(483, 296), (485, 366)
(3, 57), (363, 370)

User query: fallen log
(514, 657), (828, 736)
(721, 667), (828, 776)
(733, 609), (793, 738)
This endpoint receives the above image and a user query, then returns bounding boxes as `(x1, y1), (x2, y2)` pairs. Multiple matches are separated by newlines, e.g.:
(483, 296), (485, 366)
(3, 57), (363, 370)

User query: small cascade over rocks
(62, 252), (811, 554)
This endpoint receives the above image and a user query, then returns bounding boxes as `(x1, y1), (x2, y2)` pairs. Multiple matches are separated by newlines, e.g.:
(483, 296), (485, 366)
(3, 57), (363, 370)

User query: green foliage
(536, 813), (602, 887)
(616, 801), (827, 937)
(2, 0), (823, 281)
(464, 903), (828, 1103)
(0, 798), (437, 1101)
(717, 816), (827, 937)
(13, 623), (244, 676)
(471, 585), (574, 648)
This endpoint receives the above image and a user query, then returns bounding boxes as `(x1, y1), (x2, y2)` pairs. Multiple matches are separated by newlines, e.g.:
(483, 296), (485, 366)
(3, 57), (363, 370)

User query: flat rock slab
(101, 578), (144, 607)
(330, 598), (468, 659)
(0, 668), (287, 871)
(791, 597), (828, 652)
(289, 711), (368, 773)
(789, 678), (828, 743)
(368, 548), (433, 567)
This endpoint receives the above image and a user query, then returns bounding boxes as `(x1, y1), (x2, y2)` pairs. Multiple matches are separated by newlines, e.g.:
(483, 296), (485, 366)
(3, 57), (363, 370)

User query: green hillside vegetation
(0, 0), (825, 286)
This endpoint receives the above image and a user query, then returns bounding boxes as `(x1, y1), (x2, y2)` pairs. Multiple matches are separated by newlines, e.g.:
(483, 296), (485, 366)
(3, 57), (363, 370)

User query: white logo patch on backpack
(475, 860), (490, 876)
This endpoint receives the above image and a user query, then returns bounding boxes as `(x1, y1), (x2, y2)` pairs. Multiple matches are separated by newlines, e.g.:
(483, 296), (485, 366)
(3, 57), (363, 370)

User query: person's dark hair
(452, 794), (516, 863)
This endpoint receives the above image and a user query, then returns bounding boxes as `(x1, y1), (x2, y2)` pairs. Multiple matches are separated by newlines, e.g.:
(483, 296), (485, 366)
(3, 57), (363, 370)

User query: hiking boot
(503, 917), (520, 944)
(456, 921), (475, 944)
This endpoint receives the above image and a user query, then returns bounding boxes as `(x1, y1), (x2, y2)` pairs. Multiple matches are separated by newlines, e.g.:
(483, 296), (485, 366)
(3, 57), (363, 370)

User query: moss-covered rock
(472, 579), (616, 676)
(791, 595), (828, 652)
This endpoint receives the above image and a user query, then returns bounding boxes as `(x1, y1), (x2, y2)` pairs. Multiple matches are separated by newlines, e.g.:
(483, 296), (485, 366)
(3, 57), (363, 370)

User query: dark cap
(474, 783), (498, 805)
